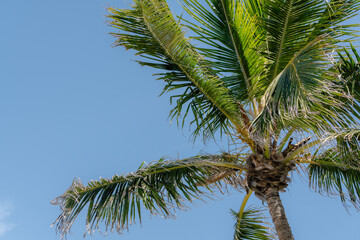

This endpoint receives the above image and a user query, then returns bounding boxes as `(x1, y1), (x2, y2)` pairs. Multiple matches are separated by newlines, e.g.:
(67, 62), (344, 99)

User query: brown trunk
(265, 188), (294, 240)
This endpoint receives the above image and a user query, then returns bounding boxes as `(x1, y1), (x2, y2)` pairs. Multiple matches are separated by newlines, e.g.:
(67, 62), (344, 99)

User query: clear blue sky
(1, 0), (360, 239)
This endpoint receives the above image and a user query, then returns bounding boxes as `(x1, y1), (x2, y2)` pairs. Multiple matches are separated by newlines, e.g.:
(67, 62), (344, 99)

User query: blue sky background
(1, 0), (360, 239)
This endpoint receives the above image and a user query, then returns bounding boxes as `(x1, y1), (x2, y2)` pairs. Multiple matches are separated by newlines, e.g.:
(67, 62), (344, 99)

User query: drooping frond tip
(51, 154), (246, 238)
(231, 207), (275, 240)
(309, 128), (360, 210)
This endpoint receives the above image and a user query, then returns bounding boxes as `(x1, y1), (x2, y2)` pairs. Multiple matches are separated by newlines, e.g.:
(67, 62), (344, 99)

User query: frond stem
(197, 169), (238, 186)
(298, 159), (360, 171)
(283, 139), (323, 162)
(238, 190), (253, 220)
(73, 160), (248, 196)
(277, 128), (295, 153)
(264, 131), (271, 159)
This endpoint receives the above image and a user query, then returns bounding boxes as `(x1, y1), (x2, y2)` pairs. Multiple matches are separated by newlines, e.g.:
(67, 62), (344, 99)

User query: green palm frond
(253, 36), (351, 133)
(108, 0), (248, 141)
(338, 43), (360, 101)
(310, 0), (360, 40)
(263, 0), (326, 80)
(182, 0), (265, 103)
(231, 207), (274, 240)
(309, 152), (360, 209)
(308, 128), (360, 208)
(334, 128), (360, 159)
(242, 0), (263, 18)
(262, 0), (359, 83)
(52, 154), (245, 238)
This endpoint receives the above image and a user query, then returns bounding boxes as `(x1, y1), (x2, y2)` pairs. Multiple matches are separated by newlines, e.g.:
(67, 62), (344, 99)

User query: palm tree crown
(52, 0), (360, 239)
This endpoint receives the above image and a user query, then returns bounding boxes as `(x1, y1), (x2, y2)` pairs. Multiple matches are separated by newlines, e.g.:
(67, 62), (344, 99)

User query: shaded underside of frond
(252, 36), (358, 134)
(309, 156), (360, 209)
(336, 128), (360, 155)
(338, 44), (360, 102)
(231, 207), (274, 240)
(52, 154), (246, 238)
(108, 0), (246, 141)
(249, 0), (360, 135)
(308, 128), (360, 209)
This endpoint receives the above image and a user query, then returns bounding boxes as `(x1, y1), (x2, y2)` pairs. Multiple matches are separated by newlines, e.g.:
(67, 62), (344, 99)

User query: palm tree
(52, 0), (360, 239)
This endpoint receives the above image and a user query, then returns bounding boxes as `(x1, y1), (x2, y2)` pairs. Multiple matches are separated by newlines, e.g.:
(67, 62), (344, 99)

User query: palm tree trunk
(265, 188), (294, 240)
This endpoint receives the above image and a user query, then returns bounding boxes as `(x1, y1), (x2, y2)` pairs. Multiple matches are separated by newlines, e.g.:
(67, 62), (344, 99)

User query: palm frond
(334, 128), (360, 159)
(182, 0), (265, 103)
(309, 153), (360, 209)
(263, 0), (326, 80)
(253, 36), (352, 134)
(242, 0), (263, 18)
(338, 43), (360, 101)
(308, 128), (360, 209)
(262, 0), (360, 87)
(231, 207), (274, 240)
(108, 0), (247, 141)
(309, 0), (360, 40)
(52, 154), (246, 238)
